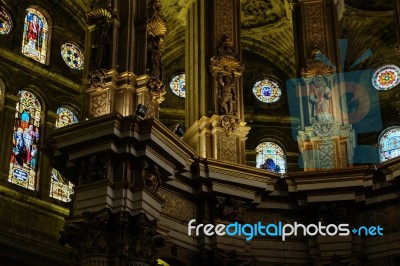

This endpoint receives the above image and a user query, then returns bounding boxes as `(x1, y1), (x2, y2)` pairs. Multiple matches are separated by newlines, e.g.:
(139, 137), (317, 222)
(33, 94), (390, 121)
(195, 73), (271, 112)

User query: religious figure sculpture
(309, 75), (334, 123)
(90, 21), (111, 70)
(218, 73), (236, 115)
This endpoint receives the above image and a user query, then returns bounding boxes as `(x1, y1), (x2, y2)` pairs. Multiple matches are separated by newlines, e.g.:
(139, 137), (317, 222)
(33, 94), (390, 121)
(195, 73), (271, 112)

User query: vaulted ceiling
(160, 0), (397, 79)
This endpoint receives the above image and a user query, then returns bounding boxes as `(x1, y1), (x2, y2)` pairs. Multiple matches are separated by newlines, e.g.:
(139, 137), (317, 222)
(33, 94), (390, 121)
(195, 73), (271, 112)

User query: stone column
(0, 94), (17, 180)
(37, 110), (57, 197)
(85, 0), (166, 119)
(183, 0), (250, 164)
(292, 0), (355, 170)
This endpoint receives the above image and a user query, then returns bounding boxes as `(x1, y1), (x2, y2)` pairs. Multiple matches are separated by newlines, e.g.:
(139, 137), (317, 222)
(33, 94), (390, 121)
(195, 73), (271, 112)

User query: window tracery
(61, 43), (84, 70)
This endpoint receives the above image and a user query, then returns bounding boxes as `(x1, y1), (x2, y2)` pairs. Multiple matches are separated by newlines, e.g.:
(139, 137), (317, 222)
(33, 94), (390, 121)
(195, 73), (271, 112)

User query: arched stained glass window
(9, 90), (41, 190)
(56, 107), (78, 128)
(50, 107), (78, 202)
(380, 127), (400, 162)
(0, 7), (12, 34)
(256, 141), (286, 173)
(252, 78), (282, 103)
(61, 43), (84, 70)
(22, 8), (49, 64)
(169, 73), (185, 97)
(372, 65), (400, 91)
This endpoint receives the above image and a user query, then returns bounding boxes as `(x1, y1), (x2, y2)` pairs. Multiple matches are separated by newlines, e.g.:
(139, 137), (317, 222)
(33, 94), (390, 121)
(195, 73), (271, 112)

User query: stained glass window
(50, 107), (78, 202)
(22, 8), (49, 64)
(256, 142), (286, 173)
(9, 90), (41, 190)
(252, 78), (282, 103)
(61, 43), (84, 70)
(372, 65), (400, 91)
(50, 169), (74, 202)
(169, 73), (185, 97)
(380, 127), (400, 162)
(0, 7), (12, 34)
(56, 107), (78, 128)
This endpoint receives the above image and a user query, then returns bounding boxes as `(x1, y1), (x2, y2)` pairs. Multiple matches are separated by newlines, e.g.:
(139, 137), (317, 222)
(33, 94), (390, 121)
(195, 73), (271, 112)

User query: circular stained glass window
(169, 73), (185, 97)
(0, 7), (12, 34)
(252, 78), (282, 103)
(372, 65), (400, 91)
(61, 43), (84, 70)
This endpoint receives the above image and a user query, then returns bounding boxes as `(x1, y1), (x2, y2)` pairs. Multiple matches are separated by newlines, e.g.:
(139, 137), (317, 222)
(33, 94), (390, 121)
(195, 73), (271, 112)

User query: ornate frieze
(142, 161), (161, 191)
(241, 0), (285, 28)
(60, 211), (166, 264)
(90, 92), (108, 117)
(159, 189), (193, 222)
(216, 0), (234, 44)
(304, 3), (326, 55)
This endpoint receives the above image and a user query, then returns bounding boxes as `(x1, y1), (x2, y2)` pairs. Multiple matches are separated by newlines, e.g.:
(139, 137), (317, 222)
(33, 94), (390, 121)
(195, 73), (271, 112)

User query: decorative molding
(90, 92), (108, 117)
(241, 0), (285, 28)
(216, 0), (234, 44)
(60, 211), (166, 264)
(304, 3), (326, 55)
(143, 161), (161, 191)
(219, 135), (237, 162)
(159, 190), (193, 222)
(221, 115), (240, 136)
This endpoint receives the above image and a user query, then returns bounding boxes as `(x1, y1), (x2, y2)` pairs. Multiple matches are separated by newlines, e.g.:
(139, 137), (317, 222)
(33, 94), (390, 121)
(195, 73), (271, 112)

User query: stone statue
(309, 75), (334, 123)
(218, 73), (236, 115)
(90, 21), (111, 70)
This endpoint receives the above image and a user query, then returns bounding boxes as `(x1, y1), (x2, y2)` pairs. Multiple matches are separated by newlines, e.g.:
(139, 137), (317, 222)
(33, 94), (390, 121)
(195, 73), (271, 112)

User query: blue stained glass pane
(255, 142), (286, 173)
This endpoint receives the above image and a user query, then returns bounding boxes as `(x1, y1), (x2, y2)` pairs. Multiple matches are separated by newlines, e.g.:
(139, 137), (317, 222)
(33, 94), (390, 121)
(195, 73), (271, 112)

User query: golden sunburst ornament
(147, 18), (167, 36)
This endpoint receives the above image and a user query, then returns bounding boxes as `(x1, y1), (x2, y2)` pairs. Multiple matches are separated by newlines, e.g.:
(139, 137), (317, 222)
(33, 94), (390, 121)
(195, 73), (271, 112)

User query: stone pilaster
(85, 0), (167, 119)
(184, 0), (249, 164)
(293, 0), (355, 170)
(0, 93), (17, 181)
(38, 110), (57, 197)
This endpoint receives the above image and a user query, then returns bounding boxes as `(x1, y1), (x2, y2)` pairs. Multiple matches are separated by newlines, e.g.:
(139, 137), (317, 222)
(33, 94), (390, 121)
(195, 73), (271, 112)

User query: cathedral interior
(1, 0), (400, 265)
